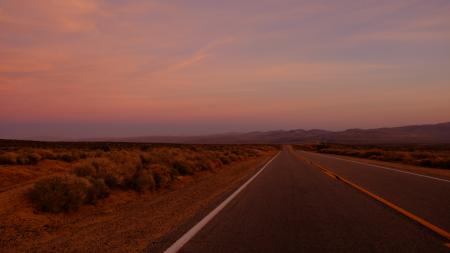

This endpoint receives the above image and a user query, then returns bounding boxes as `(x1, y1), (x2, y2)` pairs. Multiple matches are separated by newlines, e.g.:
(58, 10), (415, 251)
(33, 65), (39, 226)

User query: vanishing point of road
(163, 147), (450, 252)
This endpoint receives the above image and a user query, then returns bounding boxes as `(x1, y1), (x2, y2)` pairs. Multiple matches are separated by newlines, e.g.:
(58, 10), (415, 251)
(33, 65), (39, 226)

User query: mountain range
(91, 122), (450, 144)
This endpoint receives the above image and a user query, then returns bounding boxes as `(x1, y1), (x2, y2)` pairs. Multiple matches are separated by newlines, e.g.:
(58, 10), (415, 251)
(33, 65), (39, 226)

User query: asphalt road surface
(298, 150), (450, 232)
(170, 148), (449, 253)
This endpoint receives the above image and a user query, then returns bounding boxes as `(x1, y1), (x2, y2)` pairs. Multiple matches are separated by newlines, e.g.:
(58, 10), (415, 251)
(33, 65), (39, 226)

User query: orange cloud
(0, 0), (104, 33)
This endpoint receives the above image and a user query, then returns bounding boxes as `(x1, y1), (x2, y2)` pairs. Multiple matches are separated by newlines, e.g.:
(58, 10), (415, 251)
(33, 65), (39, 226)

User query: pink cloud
(0, 0), (103, 33)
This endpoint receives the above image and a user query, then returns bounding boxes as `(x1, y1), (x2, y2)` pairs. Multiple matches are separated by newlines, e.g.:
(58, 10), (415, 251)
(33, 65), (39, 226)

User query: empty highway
(298, 150), (450, 232)
(164, 148), (449, 253)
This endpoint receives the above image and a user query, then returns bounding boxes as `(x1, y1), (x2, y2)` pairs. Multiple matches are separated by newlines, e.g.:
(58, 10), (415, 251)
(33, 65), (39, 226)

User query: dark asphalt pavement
(298, 151), (450, 232)
(176, 148), (448, 252)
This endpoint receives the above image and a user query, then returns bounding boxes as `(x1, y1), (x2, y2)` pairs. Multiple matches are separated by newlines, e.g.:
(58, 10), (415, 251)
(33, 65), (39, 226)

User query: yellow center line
(293, 151), (450, 245)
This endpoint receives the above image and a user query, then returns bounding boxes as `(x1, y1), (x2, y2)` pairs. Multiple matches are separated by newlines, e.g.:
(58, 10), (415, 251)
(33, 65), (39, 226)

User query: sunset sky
(1, 0), (450, 138)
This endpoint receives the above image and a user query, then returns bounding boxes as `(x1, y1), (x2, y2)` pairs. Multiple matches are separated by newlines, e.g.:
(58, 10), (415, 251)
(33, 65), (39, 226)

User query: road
(298, 150), (450, 232)
(167, 148), (449, 252)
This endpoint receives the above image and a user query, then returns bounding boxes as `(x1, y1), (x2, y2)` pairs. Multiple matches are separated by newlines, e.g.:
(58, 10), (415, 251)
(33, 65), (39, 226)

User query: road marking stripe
(302, 151), (450, 183)
(163, 151), (281, 253)
(323, 170), (337, 179)
(298, 155), (450, 242)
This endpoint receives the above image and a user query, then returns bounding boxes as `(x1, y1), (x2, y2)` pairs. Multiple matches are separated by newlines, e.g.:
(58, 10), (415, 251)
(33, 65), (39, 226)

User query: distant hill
(94, 122), (450, 144)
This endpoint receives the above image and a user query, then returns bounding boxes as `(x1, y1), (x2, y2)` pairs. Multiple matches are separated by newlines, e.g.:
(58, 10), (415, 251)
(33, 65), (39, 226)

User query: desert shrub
(437, 158), (450, 169)
(85, 178), (110, 204)
(299, 144), (450, 170)
(16, 154), (28, 164)
(94, 150), (106, 158)
(364, 150), (383, 158)
(79, 151), (88, 159)
(194, 156), (215, 171)
(219, 156), (231, 165)
(139, 145), (152, 151)
(0, 152), (18, 164)
(235, 155), (245, 161)
(411, 152), (432, 160)
(21, 144), (275, 212)
(91, 158), (115, 174)
(149, 164), (172, 189)
(58, 153), (77, 162)
(418, 158), (450, 169)
(104, 173), (120, 188)
(37, 149), (56, 160)
(105, 151), (142, 178)
(172, 159), (195, 175)
(418, 159), (433, 167)
(316, 143), (330, 151)
(100, 144), (111, 152)
(13, 152), (42, 165)
(74, 162), (97, 178)
(381, 152), (406, 162)
(127, 168), (155, 192)
(27, 153), (42, 165)
(149, 148), (173, 164)
(73, 158), (121, 188)
(344, 150), (360, 156)
(242, 149), (257, 158)
(214, 158), (223, 168)
(139, 153), (156, 166)
(28, 175), (89, 213)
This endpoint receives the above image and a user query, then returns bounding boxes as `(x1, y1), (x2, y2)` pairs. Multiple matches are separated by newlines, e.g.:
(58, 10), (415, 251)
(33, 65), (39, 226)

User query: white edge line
(163, 151), (281, 253)
(301, 151), (450, 183)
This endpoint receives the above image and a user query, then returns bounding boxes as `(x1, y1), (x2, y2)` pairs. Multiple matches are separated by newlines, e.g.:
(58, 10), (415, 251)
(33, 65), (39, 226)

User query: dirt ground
(0, 153), (274, 253)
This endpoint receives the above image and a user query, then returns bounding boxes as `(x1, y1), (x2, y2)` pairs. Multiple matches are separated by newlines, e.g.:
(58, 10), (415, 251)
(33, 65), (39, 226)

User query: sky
(1, 0), (450, 139)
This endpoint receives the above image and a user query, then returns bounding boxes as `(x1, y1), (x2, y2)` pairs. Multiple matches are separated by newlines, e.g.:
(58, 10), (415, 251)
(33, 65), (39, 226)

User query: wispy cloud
(169, 37), (234, 71)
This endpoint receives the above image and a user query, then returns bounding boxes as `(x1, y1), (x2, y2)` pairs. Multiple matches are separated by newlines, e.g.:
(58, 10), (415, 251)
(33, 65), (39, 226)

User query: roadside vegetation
(294, 143), (450, 170)
(0, 140), (277, 213)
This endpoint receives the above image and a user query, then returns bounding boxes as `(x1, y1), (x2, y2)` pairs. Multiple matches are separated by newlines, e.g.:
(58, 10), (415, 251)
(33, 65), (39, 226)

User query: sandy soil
(0, 153), (274, 253)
